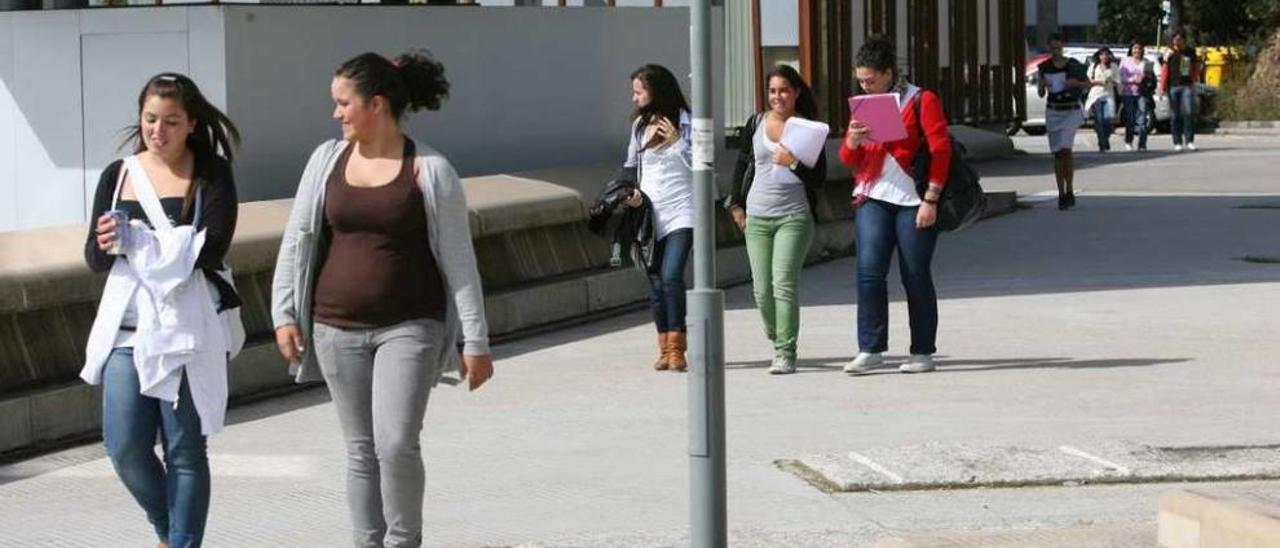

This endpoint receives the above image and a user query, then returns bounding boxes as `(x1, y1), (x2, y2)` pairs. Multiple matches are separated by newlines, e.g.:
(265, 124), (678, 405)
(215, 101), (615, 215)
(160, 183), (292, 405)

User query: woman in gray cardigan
(270, 51), (492, 548)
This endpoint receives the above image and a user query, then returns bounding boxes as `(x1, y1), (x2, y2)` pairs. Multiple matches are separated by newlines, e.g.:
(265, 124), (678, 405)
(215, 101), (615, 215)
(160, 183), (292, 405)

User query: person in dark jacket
(725, 64), (827, 375)
(1159, 29), (1201, 151)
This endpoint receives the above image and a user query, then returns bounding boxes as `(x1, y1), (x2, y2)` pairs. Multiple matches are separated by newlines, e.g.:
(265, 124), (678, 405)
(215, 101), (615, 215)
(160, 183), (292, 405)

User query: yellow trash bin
(1203, 48), (1227, 87)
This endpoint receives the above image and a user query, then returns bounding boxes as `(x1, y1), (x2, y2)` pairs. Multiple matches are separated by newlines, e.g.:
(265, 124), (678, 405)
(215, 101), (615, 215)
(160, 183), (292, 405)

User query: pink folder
(848, 93), (907, 143)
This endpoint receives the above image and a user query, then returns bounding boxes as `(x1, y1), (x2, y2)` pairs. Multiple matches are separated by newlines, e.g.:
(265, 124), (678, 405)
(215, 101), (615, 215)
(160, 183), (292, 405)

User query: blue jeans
(102, 348), (210, 548)
(1170, 85), (1197, 145)
(1091, 95), (1114, 151)
(1121, 95), (1149, 149)
(648, 228), (692, 332)
(855, 199), (939, 355)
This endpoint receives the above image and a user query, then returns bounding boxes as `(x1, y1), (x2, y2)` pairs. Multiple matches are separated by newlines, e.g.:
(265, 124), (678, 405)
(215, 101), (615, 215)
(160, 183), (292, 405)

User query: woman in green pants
(725, 65), (828, 374)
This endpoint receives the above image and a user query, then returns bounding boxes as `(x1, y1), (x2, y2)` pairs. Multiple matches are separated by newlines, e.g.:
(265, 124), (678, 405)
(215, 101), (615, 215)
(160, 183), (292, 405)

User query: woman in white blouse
(622, 64), (694, 372)
(1086, 46), (1121, 153)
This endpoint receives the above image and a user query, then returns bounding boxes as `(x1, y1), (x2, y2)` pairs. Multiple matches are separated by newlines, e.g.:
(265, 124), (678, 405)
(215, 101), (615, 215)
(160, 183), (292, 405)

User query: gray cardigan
(270, 138), (490, 384)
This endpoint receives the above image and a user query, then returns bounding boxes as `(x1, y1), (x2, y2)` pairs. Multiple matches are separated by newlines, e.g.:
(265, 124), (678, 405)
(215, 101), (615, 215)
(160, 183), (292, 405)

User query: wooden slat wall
(872, 0), (1023, 126)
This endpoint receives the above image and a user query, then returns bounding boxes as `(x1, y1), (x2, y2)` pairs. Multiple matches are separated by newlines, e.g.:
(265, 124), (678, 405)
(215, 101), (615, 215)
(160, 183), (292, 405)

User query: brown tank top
(312, 139), (446, 328)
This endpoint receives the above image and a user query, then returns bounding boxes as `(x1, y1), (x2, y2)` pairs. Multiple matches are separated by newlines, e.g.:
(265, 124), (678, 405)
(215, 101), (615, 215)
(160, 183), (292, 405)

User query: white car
(1017, 46), (1177, 136)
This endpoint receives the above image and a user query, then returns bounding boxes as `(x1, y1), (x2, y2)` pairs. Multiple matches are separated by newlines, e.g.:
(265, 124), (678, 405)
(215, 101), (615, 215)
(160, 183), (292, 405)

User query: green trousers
(744, 213), (815, 359)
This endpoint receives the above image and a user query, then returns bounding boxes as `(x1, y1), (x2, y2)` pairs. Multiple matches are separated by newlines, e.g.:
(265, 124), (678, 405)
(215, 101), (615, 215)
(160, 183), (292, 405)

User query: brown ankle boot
(653, 332), (670, 371)
(668, 331), (688, 372)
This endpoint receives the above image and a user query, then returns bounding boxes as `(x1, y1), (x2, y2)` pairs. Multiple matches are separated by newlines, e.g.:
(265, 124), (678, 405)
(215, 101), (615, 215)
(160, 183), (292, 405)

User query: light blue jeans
(102, 347), (210, 548)
(1170, 85), (1197, 145)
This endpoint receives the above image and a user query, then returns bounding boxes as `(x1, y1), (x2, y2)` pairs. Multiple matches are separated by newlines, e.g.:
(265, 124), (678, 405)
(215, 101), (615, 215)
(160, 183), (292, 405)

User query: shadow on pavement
(503, 194), (1278, 361)
(975, 147), (1194, 178)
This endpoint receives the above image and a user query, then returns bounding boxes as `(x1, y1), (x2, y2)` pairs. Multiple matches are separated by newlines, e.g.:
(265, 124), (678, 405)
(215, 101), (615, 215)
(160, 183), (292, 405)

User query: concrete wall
(222, 5), (701, 202)
(0, 7), (227, 232)
(0, 5), (722, 228)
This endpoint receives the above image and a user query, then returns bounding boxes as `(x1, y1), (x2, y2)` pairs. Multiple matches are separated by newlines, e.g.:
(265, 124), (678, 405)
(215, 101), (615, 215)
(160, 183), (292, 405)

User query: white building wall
(0, 6), (704, 230)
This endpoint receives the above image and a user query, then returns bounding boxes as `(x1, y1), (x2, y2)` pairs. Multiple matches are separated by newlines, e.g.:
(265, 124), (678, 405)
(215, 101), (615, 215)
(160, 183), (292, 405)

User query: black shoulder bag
(910, 95), (986, 232)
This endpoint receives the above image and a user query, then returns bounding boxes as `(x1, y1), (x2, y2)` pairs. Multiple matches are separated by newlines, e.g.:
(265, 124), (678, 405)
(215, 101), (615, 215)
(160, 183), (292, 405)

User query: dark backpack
(909, 95), (985, 232)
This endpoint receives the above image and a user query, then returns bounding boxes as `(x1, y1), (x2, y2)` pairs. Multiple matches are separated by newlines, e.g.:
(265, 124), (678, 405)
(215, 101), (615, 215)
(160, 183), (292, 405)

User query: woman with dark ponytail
(271, 50), (492, 548)
(725, 64), (827, 375)
(81, 73), (241, 548)
(622, 63), (694, 372)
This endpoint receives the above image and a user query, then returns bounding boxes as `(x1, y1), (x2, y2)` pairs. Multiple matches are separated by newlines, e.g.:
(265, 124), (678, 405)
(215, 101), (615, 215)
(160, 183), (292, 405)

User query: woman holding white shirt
(82, 73), (240, 548)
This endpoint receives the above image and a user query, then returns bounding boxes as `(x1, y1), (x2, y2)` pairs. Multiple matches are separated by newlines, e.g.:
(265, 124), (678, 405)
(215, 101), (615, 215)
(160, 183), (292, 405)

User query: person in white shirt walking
(82, 73), (241, 548)
(1086, 46), (1121, 152)
(622, 64), (695, 372)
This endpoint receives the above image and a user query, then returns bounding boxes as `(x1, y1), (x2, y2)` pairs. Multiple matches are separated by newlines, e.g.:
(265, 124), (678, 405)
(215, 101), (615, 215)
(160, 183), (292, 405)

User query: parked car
(1012, 45), (1215, 136)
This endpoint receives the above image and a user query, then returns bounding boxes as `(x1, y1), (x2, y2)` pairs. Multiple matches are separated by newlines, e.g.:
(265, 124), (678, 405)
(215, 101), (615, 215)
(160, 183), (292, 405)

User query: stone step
(874, 523), (1156, 548)
(1158, 488), (1280, 548)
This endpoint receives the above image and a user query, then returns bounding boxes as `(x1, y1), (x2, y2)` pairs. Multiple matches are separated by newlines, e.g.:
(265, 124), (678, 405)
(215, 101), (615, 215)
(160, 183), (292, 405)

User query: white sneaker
(768, 354), (796, 375)
(843, 352), (884, 375)
(1174, 144), (1184, 152)
(1187, 143), (1198, 151)
(899, 354), (936, 374)
(1125, 143), (1134, 152)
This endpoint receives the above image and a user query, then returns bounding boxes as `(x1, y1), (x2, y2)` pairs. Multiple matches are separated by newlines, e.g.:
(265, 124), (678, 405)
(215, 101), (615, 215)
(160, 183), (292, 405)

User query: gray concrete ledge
(951, 125), (1018, 161)
(0, 158), (1018, 457)
(1158, 489), (1280, 548)
(1217, 120), (1280, 129)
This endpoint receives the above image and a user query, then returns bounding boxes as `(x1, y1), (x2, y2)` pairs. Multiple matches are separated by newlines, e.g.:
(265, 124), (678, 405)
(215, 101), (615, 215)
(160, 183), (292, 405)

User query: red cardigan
(839, 89), (951, 195)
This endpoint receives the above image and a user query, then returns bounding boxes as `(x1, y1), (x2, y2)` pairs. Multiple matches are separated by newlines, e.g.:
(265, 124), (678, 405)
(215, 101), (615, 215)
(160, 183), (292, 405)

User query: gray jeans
(313, 318), (443, 548)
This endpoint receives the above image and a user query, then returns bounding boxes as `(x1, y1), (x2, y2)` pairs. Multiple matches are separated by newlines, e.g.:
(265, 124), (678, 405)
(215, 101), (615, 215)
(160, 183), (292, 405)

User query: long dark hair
(1093, 46), (1115, 66)
(123, 73), (240, 164)
(765, 64), (818, 120)
(335, 50), (450, 120)
(122, 73), (240, 218)
(629, 64), (690, 149)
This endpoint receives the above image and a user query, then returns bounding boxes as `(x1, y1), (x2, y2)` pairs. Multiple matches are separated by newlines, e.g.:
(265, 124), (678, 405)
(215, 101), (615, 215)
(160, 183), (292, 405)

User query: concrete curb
(873, 524), (1157, 548)
(1158, 489), (1280, 548)
(1217, 121), (1280, 129)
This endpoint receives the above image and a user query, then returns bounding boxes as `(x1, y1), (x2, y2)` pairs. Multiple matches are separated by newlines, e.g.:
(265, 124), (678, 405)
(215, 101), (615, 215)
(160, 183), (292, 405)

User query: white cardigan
(81, 156), (234, 436)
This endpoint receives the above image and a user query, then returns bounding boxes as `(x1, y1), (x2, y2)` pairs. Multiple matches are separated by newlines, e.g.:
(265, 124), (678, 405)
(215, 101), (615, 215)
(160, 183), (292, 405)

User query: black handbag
(910, 95), (986, 232)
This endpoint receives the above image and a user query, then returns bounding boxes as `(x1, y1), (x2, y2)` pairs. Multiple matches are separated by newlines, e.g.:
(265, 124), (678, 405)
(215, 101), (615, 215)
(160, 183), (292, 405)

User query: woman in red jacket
(840, 36), (951, 376)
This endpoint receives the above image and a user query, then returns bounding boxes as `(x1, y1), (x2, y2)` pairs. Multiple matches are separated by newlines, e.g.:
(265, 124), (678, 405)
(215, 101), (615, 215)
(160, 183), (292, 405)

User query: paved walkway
(1, 133), (1278, 547)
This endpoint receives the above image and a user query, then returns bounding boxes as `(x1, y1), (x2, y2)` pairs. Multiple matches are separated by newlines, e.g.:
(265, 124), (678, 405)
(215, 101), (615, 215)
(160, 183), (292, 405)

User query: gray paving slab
(787, 442), (1280, 493)
(0, 133), (1277, 547)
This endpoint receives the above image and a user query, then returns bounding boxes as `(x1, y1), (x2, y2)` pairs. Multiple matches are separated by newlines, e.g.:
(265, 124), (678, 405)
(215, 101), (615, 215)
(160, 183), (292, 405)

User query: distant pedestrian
(1086, 46), (1120, 153)
(1159, 29), (1201, 151)
(622, 64), (694, 372)
(840, 36), (950, 375)
(725, 65), (828, 375)
(1037, 33), (1089, 210)
(271, 50), (493, 548)
(81, 73), (241, 548)
(1119, 40), (1152, 151)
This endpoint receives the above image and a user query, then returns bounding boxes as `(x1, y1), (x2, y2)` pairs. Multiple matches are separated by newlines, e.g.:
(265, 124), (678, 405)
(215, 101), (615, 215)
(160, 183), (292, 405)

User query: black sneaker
(1058, 195), (1068, 210)
(1067, 192), (1077, 208)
